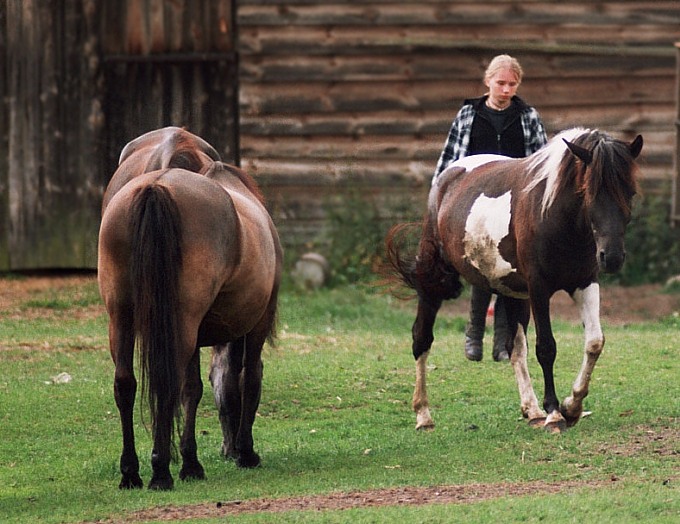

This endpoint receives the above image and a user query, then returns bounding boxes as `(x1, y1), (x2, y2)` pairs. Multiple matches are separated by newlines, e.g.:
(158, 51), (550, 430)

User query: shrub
(316, 189), (421, 286)
(604, 191), (680, 286)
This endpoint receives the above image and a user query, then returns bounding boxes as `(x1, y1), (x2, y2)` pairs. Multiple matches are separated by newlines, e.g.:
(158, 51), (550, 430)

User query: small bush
(318, 189), (421, 287)
(605, 191), (680, 286)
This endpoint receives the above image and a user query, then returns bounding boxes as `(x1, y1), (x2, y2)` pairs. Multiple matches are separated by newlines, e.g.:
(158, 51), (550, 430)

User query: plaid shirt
(434, 96), (547, 178)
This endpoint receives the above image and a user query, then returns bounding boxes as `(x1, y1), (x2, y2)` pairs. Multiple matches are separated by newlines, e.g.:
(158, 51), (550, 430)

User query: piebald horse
(386, 128), (642, 433)
(98, 127), (282, 490)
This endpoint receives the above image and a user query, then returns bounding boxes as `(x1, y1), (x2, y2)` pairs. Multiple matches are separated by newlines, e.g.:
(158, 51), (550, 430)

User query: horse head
(564, 133), (642, 273)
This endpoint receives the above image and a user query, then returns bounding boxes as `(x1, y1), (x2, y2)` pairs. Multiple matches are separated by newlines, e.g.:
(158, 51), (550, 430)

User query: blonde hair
(484, 54), (523, 85)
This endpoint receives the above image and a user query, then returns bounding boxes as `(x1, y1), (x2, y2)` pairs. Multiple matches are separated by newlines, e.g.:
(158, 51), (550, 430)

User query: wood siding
(238, 1), (680, 245)
(2, 1), (104, 270)
(0, 0), (238, 270)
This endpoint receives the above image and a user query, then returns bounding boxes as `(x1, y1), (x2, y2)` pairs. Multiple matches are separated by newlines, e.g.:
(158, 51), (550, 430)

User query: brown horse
(98, 128), (282, 490)
(386, 128), (642, 433)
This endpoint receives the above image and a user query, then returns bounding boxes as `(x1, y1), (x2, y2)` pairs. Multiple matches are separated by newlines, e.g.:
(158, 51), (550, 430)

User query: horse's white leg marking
(413, 352), (434, 430)
(510, 327), (545, 423)
(562, 283), (604, 423)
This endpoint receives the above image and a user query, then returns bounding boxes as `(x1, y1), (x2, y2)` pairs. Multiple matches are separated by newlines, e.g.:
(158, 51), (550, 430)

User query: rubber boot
(492, 296), (510, 361)
(464, 286), (491, 361)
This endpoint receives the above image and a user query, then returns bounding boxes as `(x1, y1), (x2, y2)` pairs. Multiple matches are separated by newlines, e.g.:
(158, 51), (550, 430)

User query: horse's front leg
(110, 311), (143, 489)
(412, 296), (441, 430)
(505, 298), (546, 425)
(530, 290), (566, 433)
(179, 347), (206, 481)
(561, 283), (604, 427)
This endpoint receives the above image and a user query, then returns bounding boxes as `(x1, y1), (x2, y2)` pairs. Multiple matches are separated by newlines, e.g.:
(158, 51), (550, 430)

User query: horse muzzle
(598, 248), (626, 274)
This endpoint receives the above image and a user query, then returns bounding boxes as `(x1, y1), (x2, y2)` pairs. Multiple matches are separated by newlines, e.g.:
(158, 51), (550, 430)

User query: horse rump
(384, 219), (463, 302)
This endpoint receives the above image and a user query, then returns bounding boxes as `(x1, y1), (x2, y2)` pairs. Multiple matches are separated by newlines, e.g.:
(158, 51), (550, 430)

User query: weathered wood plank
(240, 104), (675, 138)
(241, 129), (674, 165)
(239, 23), (679, 57)
(240, 53), (675, 82)
(238, 2), (680, 27)
(240, 77), (675, 116)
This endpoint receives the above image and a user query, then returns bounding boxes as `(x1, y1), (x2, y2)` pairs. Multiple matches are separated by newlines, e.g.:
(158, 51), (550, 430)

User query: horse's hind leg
(412, 296), (442, 430)
(506, 298), (546, 426)
(109, 310), (143, 489)
(179, 347), (206, 481)
(561, 283), (604, 427)
(211, 333), (264, 468)
(235, 333), (265, 468)
(210, 340), (243, 461)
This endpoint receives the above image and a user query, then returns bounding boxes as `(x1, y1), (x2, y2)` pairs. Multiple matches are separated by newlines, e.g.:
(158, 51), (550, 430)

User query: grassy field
(0, 276), (678, 523)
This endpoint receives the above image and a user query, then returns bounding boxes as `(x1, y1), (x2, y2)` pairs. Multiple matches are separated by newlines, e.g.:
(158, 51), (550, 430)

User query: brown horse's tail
(129, 184), (183, 450)
(384, 215), (463, 302)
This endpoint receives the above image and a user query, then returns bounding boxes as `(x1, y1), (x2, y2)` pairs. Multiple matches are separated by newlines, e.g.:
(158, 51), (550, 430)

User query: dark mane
(525, 129), (640, 216)
(569, 131), (640, 215)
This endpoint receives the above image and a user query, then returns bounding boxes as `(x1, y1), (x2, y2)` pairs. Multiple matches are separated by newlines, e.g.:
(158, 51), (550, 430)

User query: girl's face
(485, 68), (520, 109)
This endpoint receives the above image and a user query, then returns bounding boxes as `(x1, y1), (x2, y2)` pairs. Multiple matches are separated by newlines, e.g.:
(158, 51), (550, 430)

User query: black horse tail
(129, 184), (183, 451)
(384, 216), (463, 302)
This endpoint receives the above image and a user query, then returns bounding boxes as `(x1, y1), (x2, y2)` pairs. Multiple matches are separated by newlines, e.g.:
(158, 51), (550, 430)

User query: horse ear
(629, 135), (643, 159)
(563, 139), (593, 165)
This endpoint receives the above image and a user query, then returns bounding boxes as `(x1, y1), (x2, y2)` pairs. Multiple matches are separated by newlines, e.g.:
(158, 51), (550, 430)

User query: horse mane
(525, 128), (639, 217)
(573, 131), (640, 214)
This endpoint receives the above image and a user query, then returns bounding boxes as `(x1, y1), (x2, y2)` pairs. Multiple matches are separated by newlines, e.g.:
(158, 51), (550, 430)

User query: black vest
(466, 96), (527, 158)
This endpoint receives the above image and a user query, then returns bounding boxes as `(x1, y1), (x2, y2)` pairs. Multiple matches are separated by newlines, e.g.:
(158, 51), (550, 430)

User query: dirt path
(93, 479), (614, 522)
(3, 274), (680, 325)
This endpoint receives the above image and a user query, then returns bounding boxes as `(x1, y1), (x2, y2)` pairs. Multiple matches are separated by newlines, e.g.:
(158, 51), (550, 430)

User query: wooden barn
(1, 1), (679, 270)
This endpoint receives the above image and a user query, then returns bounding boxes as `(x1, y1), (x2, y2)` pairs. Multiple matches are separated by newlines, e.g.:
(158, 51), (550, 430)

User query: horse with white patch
(386, 128), (643, 433)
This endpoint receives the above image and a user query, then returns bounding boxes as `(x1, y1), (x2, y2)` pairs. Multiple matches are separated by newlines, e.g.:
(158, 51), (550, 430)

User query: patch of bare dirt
(92, 479), (615, 523)
(441, 284), (680, 326)
(0, 273), (98, 311)
(3, 275), (680, 326)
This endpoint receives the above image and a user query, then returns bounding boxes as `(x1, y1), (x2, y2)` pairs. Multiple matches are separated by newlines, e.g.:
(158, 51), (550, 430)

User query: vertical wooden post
(673, 42), (680, 224)
(0, 2), (8, 269)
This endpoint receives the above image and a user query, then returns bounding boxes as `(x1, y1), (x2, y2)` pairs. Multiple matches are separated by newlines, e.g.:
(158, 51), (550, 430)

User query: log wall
(238, 1), (680, 246)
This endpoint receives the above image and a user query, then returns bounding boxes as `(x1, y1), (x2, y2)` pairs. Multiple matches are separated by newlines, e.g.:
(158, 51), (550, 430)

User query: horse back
(103, 128), (221, 213)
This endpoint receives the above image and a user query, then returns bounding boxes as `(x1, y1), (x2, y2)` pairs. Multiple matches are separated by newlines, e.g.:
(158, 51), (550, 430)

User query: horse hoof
(148, 476), (174, 491)
(119, 475), (143, 490)
(415, 409), (435, 430)
(236, 452), (261, 469)
(180, 464), (206, 481)
(544, 419), (567, 434)
(559, 406), (582, 428)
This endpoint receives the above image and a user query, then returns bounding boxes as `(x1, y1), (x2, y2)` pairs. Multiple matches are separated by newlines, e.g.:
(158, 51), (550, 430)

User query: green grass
(0, 278), (678, 523)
